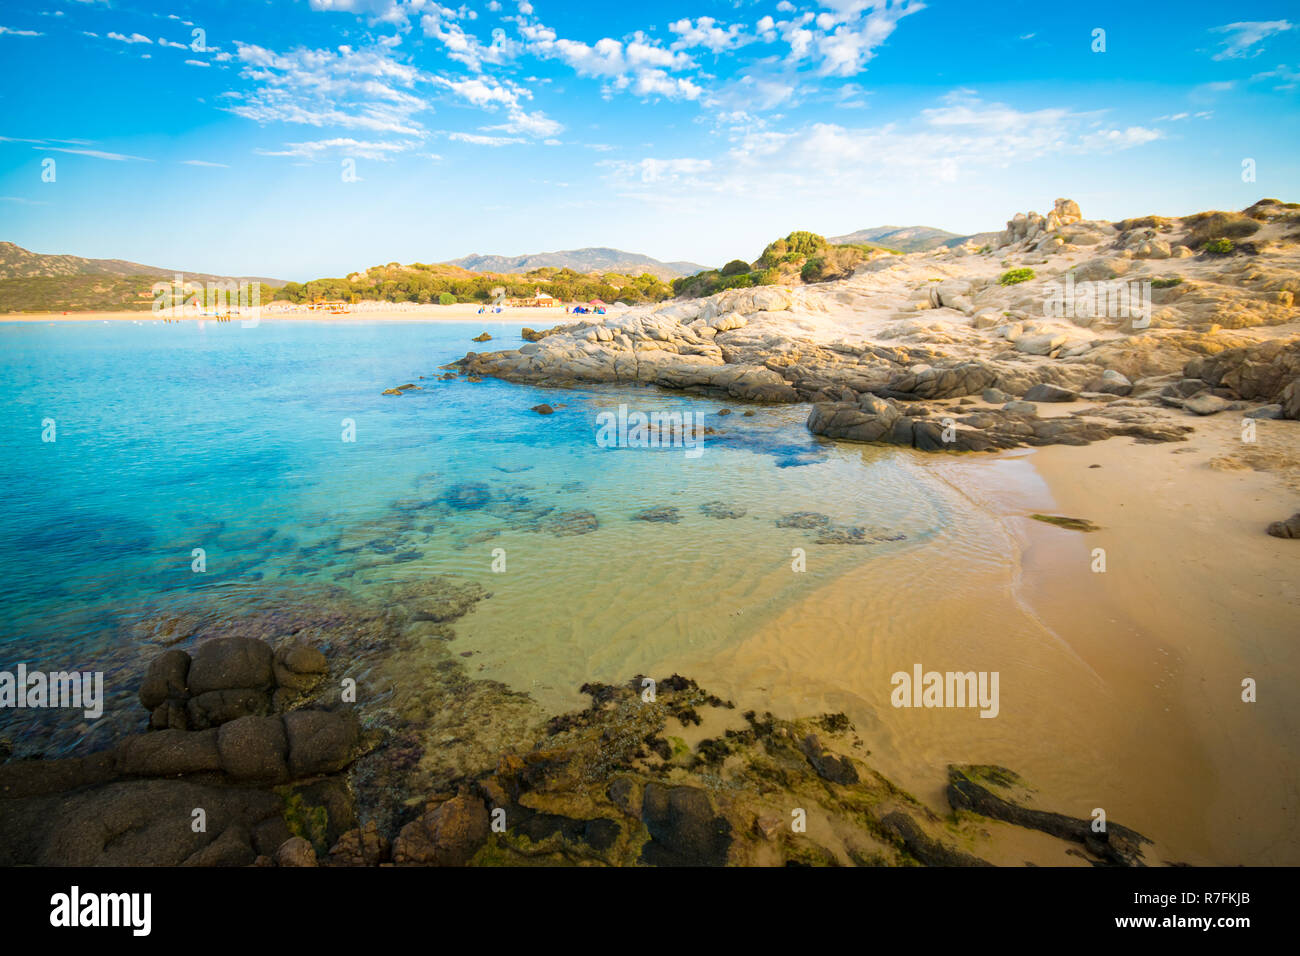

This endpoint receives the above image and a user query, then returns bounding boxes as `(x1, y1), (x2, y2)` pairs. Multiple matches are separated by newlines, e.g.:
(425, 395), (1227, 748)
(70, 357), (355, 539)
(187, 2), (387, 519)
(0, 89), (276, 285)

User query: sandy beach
(666, 409), (1300, 865)
(1, 303), (576, 323)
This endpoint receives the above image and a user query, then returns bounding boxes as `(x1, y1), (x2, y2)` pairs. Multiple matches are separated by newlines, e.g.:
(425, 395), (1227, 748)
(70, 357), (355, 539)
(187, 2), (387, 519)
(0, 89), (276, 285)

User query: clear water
(0, 319), (955, 753)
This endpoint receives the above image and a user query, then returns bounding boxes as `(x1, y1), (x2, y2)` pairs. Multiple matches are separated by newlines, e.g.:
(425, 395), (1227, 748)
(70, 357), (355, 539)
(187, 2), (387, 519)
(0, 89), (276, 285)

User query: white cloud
(227, 42), (430, 136)
(0, 26), (43, 37)
(255, 137), (412, 160)
(605, 91), (1163, 199)
(34, 146), (152, 161)
(185, 58), (210, 67)
(485, 108), (563, 137)
(1210, 20), (1293, 60)
(669, 17), (751, 53)
(107, 32), (153, 45)
(448, 131), (523, 145)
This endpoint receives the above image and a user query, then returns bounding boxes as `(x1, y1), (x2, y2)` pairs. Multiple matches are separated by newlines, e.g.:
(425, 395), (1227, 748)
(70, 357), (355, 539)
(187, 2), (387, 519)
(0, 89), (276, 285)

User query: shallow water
(0, 319), (972, 755)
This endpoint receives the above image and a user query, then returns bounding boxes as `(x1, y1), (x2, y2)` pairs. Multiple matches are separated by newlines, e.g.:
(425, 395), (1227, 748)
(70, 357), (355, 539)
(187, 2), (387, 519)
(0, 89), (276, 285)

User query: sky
(1, 0), (1298, 280)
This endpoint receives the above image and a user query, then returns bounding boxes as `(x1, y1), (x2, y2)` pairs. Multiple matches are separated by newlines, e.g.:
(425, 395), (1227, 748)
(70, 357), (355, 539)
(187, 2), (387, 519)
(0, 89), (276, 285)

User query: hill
(446, 247), (707, 280)
(0, 241), (287, 313)
(829, 225), (978, 254)
(0, 241), (285, 286)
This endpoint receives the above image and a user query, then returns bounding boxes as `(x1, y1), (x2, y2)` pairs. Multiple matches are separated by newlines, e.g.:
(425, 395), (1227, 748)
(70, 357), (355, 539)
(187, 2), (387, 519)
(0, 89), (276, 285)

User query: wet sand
(670, 415), (1299, 865)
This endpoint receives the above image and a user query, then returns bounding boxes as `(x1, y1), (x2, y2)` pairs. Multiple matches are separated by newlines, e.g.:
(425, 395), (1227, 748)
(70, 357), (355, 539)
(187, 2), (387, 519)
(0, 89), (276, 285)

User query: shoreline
(0, 304), (577, 323)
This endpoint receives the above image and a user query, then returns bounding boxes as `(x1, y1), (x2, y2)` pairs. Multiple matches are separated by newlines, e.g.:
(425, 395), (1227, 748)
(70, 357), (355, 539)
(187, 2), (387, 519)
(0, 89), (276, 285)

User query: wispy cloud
(447, 131), (524, 146)
(33, 146), (152, 161)
(1210, 20), (1293, 60)
(0, 26), (43, 37)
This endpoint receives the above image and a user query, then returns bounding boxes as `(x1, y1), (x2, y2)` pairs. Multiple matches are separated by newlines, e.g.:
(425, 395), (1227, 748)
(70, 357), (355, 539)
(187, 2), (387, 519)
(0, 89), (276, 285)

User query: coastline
(0, 304), (574, 323)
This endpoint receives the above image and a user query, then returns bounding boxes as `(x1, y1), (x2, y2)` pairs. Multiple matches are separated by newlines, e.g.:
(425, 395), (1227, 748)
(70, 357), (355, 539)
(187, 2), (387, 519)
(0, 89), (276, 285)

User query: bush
(999, 268), (1035, 286)
(1202, 238), (1234, 255)
(438, 292), (457, 305)
(1184, 212), (1260, 247)
(758, 230), (827, 268)
(800, 257), (826, 283)
(721, 259), (750, 276)
(1151, 277), (1182, 289)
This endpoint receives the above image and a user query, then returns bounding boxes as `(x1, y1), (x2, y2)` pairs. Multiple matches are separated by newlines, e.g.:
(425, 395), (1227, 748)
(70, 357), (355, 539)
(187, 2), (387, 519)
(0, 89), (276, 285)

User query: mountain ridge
(446, 246), (708, 279)
(0, 241), (286, 286)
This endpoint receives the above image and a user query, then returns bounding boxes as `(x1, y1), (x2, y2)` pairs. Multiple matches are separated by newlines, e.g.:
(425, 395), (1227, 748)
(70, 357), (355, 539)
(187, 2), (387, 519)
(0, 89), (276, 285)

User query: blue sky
(1, 0), (1298, 280)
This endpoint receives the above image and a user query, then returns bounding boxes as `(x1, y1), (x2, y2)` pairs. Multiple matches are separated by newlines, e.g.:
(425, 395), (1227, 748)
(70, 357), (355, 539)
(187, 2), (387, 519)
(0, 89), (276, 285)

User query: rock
(274, 836), (319, 867)
(392, 794), (490, 866)
(699, 501), (746, 519)
(982, 387), (1011, 404)
(1245, 404), (1284, 420)
(328, 821), (391, 867)
(1092, 369), (1133, 396)
(632, 506), (681, 524)
(186, 688), (272, 730)
(538, 509), (600, 536)
(1134, 239), (1171, 260)
(1266, 513), (1300, 539)
(273, 644), (328, 694)
(946, 765), (1149, 866)
(1015, 332), (1068, 356)
(382, 388), (402, 396)
(530, 403), (554, 415)
(139, 650), (191, 711)
(472, 332), (492, 342)
(283, 710), (359, 778)
(217, 715), (289, 782)
(118, 728), (222, 777)
(880, 812), (991, 867)
(1002, 401), (1038, 414)
(187, 637), (275, 697)
(1023, 383), (1076, 403)
(1183, 393), (1230, 416)
(798, 734), (859, 785)
(183, 825), (257, 867)
(639, 783), (732, 867)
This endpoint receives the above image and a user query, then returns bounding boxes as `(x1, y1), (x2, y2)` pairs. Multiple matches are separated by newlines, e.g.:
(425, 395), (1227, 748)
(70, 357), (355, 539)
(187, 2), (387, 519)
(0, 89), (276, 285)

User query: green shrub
(800, 257), (826, 283)
(721, 259), (750, 276)
(438, 292), (457, 305)
(1202, 238), (1234, 255)
(758, 230), (828, 268)
(1151, 277), (1183, 289)
(999, 268), (1035, 286)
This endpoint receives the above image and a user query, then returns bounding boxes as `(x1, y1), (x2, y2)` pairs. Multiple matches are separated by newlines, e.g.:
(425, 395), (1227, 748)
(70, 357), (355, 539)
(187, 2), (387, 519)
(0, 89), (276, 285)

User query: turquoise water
(0, 319), (953, 754)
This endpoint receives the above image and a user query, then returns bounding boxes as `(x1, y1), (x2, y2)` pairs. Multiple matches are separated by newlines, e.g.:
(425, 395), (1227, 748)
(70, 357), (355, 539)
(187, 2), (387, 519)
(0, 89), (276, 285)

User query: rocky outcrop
(1184, 340), (1300, 419)
(807, 393), (1189, 452)
(0, 637), (361, 866)
(140, 636), (327, 730)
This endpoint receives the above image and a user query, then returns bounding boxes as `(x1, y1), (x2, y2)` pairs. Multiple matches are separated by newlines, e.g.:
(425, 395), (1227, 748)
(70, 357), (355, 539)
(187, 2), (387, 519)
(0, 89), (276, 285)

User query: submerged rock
(632, 506), (681, 524)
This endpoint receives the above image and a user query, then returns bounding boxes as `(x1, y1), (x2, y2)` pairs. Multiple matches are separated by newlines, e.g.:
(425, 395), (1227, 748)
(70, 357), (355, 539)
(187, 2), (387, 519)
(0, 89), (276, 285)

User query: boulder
(392, 794), (489, 866)
(274, 836), (319, 867)
(1266, 513), (1300, 539)
(639, 783), (732, 867)
(217, 715), (289, 782)
(1023, 383), (1077, 403)
(284, 710), (359, 778)
(139, 650), (190, 711)
(187, 637), (275, 697)
(1184, 393), (1230, 416)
